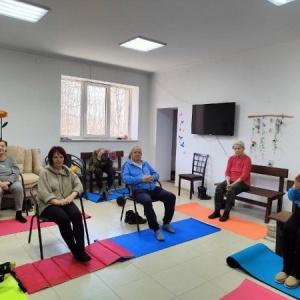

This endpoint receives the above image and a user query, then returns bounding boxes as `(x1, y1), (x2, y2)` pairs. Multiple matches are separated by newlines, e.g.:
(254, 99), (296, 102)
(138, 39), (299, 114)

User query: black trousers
(134, 187), (176, 231)
(41, 202), (85, 253)
(282, 205), (300, 279)
(94, 166), (115, 189)
(214, 180), (250, 211)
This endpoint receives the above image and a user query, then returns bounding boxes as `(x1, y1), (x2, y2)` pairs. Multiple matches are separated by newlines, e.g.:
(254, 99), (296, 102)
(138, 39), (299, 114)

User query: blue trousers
(133, 187), (176, 231)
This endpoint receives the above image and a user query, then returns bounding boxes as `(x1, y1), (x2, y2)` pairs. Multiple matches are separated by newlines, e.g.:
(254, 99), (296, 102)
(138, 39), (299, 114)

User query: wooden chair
(28, 184), (90, 259)
(178, 153), (209, 199)
(120, 181), (162, 232)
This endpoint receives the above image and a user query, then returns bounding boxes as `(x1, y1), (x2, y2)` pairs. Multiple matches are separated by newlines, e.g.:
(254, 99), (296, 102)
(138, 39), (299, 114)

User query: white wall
(155, 108), (174, 180)
(2, 40), (300, 212)
(150, 39), (300, 211)
(0, 47), (151, 164)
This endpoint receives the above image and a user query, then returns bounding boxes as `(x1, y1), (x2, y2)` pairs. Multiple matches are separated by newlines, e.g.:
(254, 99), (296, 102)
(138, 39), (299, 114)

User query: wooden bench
(80, 150), (124, 192)
(216, 164), (289, 223)
(269, 180), (295, 256)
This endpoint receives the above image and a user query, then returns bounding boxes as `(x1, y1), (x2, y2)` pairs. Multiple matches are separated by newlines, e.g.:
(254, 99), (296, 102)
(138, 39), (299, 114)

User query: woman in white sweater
(37, 146), (90, 262)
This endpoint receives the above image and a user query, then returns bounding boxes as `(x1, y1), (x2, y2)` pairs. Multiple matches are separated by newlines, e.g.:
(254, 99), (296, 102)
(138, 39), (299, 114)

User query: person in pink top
(208, 141), (252, 222)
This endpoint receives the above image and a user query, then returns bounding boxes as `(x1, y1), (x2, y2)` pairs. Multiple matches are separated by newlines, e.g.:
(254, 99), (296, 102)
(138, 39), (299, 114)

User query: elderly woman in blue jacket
(122, 145), (176, 241)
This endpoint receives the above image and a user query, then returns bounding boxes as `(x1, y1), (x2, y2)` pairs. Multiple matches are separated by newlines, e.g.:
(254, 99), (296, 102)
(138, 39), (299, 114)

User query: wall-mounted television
(191, 102), (236, 136)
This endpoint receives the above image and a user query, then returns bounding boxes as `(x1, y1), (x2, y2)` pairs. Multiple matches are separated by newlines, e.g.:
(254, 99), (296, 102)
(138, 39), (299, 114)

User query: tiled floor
(0, 182), (295, 300)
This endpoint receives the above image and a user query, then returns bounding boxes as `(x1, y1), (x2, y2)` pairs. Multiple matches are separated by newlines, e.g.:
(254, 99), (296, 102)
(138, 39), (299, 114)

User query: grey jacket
(0, 155), (20, 183)
(37, 165), (83, 215)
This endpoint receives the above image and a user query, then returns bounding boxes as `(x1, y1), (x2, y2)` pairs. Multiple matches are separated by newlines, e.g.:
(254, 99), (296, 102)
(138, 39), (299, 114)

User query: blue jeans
(133, 187), (176, 231)
(214, 180), (249, 211)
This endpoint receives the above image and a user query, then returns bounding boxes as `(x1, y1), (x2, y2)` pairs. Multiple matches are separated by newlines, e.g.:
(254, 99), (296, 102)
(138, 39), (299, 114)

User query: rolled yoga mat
(227, 243), (300, 299)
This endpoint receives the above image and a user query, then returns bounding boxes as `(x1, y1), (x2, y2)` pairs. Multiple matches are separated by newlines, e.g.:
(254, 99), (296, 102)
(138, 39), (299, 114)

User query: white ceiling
(1, 0), (300, 73)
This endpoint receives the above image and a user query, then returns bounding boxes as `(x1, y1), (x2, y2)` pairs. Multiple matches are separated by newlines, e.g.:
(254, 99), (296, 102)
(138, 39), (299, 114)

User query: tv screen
(191, 102), (236, 136)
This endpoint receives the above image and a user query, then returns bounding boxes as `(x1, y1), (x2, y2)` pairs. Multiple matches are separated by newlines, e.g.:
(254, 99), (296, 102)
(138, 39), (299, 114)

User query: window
(61, 76), (137, 140)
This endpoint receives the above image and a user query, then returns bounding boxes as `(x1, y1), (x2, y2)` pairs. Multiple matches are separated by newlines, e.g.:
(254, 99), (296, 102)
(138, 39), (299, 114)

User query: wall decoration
(248, 114), (293, 164)
(178, 111), (186, 148)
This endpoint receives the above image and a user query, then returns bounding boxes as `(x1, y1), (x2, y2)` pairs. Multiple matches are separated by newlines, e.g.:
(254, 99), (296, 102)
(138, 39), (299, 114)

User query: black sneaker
(125, 210), (134, 223)
(75, 250), (91, 262)
(128, 211), (147, 224)
(135, 213), (147, 224)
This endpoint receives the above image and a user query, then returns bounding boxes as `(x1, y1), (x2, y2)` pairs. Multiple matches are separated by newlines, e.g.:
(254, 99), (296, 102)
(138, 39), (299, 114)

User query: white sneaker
(106, 188), (112, 195)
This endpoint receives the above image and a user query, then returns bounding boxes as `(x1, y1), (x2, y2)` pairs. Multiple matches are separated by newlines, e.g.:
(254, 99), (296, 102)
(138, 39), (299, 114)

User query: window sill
(60, 138), (138, 142)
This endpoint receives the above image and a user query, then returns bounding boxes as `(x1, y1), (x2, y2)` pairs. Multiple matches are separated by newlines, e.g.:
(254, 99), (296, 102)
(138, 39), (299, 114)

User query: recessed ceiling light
(268, 0), (295, 6)
(119, 37), (166, 52)
(0, 0), (49, 23)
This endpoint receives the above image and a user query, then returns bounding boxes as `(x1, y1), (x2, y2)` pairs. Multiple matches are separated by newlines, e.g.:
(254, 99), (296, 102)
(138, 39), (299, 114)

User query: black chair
(119, 181), (162, 232)
(45, 154), (87, 197)
(28, 184), (90, 259)
(178, 153), (209, 199)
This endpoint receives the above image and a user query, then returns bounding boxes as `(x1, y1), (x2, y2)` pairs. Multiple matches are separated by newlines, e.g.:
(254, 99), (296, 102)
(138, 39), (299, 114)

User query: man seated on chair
(89, 148), (115, 199)
(122, 145), (176, 241)
(0, 140), (27, 223)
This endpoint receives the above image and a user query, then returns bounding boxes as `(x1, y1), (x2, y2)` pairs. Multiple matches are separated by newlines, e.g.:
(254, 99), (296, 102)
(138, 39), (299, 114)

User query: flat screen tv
(191, 102), (236, 136)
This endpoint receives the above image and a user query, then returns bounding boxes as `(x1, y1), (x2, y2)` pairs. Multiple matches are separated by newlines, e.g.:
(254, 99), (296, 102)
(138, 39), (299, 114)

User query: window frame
(61, 75), (136, 141)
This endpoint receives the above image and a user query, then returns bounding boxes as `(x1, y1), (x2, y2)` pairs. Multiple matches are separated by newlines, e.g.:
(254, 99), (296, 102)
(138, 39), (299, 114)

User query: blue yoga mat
(227, 243), (300, 299)
(86, 188), (129, 203)
(109, 218), (220, 258)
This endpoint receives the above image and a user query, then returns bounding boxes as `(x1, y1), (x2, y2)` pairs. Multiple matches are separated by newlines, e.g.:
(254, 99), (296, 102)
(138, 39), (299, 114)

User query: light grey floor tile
(113, 277), (175, 300)
(151, 264), (207, 296)
(0, 182), (290, 300)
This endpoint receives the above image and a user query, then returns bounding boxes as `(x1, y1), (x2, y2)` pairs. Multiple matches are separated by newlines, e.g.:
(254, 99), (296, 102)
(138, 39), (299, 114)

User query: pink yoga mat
(14, 240), (134, 294)
(220, 279), (288, 300)
(33, 259), (71, 286)
(0, 212), (91, 236)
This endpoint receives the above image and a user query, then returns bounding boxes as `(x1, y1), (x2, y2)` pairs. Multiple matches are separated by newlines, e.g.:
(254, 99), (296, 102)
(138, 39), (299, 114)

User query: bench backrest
(251, 164), (289, 192)
(80, 150), (124, 172)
